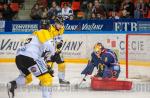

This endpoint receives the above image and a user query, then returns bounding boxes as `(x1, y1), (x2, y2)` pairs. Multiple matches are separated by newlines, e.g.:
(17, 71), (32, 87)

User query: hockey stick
(75, 75), (87, 88)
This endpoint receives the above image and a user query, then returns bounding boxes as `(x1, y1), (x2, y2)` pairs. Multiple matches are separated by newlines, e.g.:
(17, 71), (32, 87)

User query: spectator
(12, 0), (25, 8)
(121, 0), (134, 18)
(108, 11), (120, 19)
(84, 2), (93, 19)
(48, 1), (61, 19)
(81, 0), (90, 11)
(90, 12), (96, 19)
(77, 11), (85, 19)
(30, 3), (43, 20)
(96, 13), (101, 19)
(35, 0), (45, 8)
(61, 3), (73, 20)
(134, 0), (145, 18)
(96, 12), (110, 19)
(92, 0), (106, 19)
(0, 3), (4, 11)
(41, 7), (48, 19)
(0, 12), (3, 19)
(144, 0), (150, 18)
(2, 3), (13, 20)
(37, 0), (47, 7)
(113, 0), (122, 12)
(69, 14), (74, 20)
(9, 2), (20, 15)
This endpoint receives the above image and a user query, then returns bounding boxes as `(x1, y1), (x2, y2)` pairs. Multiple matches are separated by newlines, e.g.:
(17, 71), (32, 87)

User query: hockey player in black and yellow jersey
(46, 17), (70, 85)
(7, 20), (57, 98)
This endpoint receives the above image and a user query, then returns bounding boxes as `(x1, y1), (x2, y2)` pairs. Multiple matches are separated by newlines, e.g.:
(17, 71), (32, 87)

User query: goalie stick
(75, 75), (87, 88)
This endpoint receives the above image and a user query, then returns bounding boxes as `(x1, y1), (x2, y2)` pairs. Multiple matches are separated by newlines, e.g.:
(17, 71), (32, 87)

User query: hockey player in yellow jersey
(47, 17), (70, 85)
(7, 20), (57, 98)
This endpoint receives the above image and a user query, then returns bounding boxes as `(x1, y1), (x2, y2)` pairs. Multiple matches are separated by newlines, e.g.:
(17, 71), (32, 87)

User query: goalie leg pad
(91, 77), (132, 90)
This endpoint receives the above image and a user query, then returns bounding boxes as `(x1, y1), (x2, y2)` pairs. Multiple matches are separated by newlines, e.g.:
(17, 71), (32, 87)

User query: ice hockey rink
(0, 63), (150, 98)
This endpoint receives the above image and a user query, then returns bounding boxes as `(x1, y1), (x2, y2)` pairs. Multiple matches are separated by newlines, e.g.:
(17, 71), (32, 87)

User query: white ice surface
(0, 63), (150, 98)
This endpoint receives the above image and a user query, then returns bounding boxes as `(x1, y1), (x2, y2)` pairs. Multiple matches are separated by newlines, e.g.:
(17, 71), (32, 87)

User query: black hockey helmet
(40, 19), (50, 29)
(54, 17), (64, 25)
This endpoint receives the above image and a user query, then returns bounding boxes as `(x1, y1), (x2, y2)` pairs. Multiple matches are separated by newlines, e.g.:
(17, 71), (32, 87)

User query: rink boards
(0, 31), (150, 67)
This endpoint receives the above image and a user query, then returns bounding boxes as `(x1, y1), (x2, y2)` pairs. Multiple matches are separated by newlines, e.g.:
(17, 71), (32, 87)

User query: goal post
(125, 33), (150, 79)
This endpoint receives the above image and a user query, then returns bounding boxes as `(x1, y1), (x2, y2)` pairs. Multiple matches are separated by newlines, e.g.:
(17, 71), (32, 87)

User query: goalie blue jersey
(81, 48), (120, 78)
(91, 49), (119, 68)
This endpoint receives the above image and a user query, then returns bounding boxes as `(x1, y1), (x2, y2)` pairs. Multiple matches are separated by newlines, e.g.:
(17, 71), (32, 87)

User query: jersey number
(24, 38), (32, 45)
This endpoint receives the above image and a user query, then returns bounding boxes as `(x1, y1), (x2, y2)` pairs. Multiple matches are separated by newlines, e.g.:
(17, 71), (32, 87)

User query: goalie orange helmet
(94, 42), (104, 54)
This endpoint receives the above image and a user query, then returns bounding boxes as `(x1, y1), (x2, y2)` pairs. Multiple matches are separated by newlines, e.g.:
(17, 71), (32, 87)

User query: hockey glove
(56, 40), (63, 49)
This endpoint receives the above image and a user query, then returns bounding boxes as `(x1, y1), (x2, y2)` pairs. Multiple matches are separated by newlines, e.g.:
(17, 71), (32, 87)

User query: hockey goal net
(125, 34), (150, 80)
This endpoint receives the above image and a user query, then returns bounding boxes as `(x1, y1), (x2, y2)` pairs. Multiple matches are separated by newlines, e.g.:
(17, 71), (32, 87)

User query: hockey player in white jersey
(7, 20), (60, 98)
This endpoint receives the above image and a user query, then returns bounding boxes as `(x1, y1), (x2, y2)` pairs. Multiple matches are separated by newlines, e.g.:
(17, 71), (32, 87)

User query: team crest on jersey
(104, 57), (108, 62)
(31, 67), (37, 72)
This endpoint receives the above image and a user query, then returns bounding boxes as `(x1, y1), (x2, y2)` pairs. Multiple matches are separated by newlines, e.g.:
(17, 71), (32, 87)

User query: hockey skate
(59, 79), (70, 87)
(7, 81), (17, 98)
